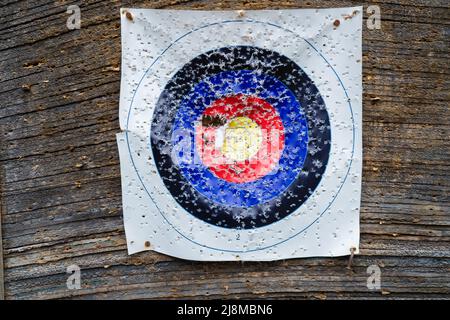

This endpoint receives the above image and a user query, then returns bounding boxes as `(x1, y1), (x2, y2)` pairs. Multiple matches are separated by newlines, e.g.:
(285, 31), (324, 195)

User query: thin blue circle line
(125, 19), (355, 254)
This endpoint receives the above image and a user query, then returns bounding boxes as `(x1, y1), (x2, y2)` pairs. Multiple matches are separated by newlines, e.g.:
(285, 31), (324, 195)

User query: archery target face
(118, 8), (362, 261)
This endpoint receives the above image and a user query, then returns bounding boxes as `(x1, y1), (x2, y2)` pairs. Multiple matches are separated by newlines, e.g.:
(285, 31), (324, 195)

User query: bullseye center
(221, 116), (262, 162)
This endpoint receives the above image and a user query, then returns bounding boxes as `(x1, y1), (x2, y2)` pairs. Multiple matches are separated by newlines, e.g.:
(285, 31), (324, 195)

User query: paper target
(118, 8), (362, 261)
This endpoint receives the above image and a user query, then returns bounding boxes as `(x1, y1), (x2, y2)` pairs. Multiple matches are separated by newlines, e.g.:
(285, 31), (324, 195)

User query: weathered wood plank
(0, 0), (449, 299)
(0, 170), (4, 300)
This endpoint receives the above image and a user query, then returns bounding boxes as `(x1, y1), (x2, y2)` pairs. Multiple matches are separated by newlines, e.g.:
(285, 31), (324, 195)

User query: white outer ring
(126, 21), (354, 252)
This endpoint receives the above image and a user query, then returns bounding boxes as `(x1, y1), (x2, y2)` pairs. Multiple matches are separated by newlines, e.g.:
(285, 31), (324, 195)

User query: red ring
(195, 94), (285, 183)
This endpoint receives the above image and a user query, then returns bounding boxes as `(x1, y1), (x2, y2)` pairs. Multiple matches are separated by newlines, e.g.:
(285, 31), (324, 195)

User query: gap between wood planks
(0, 165), (5, 300)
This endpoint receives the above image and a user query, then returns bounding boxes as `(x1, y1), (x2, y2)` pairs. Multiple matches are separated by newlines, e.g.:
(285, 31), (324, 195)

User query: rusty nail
(346, 247), (356, 270)
(125, 11), (133, 21)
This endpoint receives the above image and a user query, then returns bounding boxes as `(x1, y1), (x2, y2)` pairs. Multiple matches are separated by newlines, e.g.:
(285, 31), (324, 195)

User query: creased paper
(117, 8), (362, 261)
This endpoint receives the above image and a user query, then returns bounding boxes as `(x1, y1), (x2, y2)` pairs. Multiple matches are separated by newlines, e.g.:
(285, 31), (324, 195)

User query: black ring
(151, 46), (330, 229)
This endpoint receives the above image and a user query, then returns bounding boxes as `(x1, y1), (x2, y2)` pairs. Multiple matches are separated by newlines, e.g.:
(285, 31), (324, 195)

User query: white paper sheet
(117, 7), (362, 261)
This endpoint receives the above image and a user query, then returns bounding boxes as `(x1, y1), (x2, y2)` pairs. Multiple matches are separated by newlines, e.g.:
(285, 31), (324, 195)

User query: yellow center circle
(221, 117), (262, 162)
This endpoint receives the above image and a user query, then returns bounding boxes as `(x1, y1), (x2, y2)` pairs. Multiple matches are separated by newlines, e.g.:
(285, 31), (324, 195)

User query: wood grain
(0, 0), (449, 299)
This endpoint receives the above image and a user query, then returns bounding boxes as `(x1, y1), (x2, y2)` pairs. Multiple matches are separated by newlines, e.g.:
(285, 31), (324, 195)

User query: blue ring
(172, 69), (308, 207)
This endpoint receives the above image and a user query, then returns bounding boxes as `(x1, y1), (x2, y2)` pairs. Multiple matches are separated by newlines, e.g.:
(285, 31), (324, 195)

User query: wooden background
(0, 0), (449, 300)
